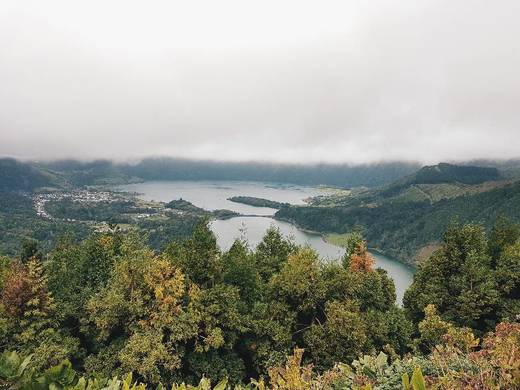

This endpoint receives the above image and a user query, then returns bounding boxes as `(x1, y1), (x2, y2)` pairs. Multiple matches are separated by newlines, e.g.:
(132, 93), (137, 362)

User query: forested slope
(0, 158), (63, 191)
(276, 166), (520, 264)
(0, 220), (519, 389)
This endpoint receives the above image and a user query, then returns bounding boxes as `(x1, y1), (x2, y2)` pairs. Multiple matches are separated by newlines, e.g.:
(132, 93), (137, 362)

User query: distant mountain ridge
(378, 163), (502, 200)
(0, 157), (515, 195)
(0, 158), (60, 191)
(401, 163), (500, 185)
(1, 157), (422, 190)
(118, 158), (421, 188)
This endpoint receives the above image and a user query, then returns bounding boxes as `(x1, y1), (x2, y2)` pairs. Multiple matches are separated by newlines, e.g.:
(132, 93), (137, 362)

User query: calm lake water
(117, 180), (414, 303)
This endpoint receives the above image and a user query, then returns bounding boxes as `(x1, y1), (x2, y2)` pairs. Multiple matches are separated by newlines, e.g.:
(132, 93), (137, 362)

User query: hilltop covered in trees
(277, 164), (520, 265)
(1, 219), (519, 388)
(227, 196), (289, 210)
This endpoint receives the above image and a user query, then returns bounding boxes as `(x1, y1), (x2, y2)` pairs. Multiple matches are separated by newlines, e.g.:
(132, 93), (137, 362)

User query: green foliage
(0, 257), (81, 371)
(0, 315), (519, 390)
(487, 215), (520, 262)
(414, 305), (452, 354)
(404, 221), (518, 335)
(0, 351), (32, 381)
(277, 178), (520, 265)
(495, 239), (520, 319)
(164, 221), (222, 287)
(0, 191), (91, 257)
(20, 238), (42, 263)
(303, 300), (367, 370)
(221, 240), (260, 304)
(338, 231), (363, 268)
(269, 247), (324, 315)
(401, 367), (426, 390)
(227, 197), (288, 210)
(46, 233), (122, 321)
(4, 221), (518, 388)
(253, 227), (297, 282)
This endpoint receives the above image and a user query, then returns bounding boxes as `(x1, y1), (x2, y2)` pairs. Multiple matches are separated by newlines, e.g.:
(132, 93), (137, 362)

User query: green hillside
(402, 162), (500, 185)
(0, 158), (64, 191)
(276, 164), (520, 265)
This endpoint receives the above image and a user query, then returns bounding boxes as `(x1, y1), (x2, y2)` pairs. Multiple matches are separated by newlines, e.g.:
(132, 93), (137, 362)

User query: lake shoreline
(116, 180), (415, 303)
(275, 214), (416, 270)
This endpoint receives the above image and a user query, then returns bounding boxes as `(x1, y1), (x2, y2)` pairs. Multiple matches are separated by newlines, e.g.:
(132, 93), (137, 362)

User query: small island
(166, 198), (239, 220)
(227, 196), (290, 209)
(165, 198), (205, 213)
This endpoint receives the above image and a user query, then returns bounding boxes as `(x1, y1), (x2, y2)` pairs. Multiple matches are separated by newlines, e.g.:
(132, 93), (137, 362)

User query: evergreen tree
(254, 226), (297, 282)
(404, 223), (502, 334)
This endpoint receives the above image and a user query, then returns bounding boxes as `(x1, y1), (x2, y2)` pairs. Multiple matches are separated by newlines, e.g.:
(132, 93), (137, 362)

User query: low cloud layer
(1, 0), (519, 164)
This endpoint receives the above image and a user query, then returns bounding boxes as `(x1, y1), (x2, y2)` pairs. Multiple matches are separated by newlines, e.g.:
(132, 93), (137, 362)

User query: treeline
(0, 219), (519, 388)
(277, 181), (520, 264)
(119, 158), (421, 187)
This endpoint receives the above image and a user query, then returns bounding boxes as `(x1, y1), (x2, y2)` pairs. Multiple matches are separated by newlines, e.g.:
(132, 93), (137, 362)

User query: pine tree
(16, 257), (57, 345)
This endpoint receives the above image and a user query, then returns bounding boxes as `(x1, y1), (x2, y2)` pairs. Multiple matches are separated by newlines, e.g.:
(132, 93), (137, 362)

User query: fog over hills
(1, 1), (519, 164)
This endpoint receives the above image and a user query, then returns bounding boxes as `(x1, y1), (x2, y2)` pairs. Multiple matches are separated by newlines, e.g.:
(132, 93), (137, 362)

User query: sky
(0, 0), (519, 164)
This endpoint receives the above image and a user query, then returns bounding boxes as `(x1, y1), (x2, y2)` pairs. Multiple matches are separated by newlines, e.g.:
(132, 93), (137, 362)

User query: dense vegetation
(396, 163), (500, 186)
(227, 196), (289, 210)
(45, 198), (154, 224)
(0, 159), (63, 191)
(1, 219), (519, 389)
(277, 169), (520, 265)
(165, 199), (239, 220)
(0, 190), (206, 257)
(0, 192), (91, 256)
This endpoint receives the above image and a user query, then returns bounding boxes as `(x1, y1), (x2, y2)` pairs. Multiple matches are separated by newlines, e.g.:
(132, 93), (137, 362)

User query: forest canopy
(1, 219), (519, 389)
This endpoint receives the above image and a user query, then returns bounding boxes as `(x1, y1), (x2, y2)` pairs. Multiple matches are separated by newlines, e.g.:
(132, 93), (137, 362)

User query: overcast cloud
(0, 0), (519, 164)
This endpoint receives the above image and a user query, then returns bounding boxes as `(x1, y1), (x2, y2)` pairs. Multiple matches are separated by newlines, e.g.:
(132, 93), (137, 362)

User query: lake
(117, 180), (415, 303)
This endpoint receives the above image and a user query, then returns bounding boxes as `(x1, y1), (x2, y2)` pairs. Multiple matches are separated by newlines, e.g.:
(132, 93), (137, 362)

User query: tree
(20, 238), (41, 263)
(222, 239), (261, 304)
(348, 241), (375, 273)
(340, 230), (364, 269)
(46, 232), (121, 322)
(414, 304), (453, 354)
(0, 258), (79, 370)
(495, 240), (520, 320)
(362, 306), (412, 355)
(268, 247), (324, 317)
(487, 216), (520, 263)
(86, 251), (196, 382)
(303, 300), (367, 370)
(254, 226), (297, 282)
(354, 268), (396, 312)
(164, 221), (222, 287)
(404, 223), (500, 333)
